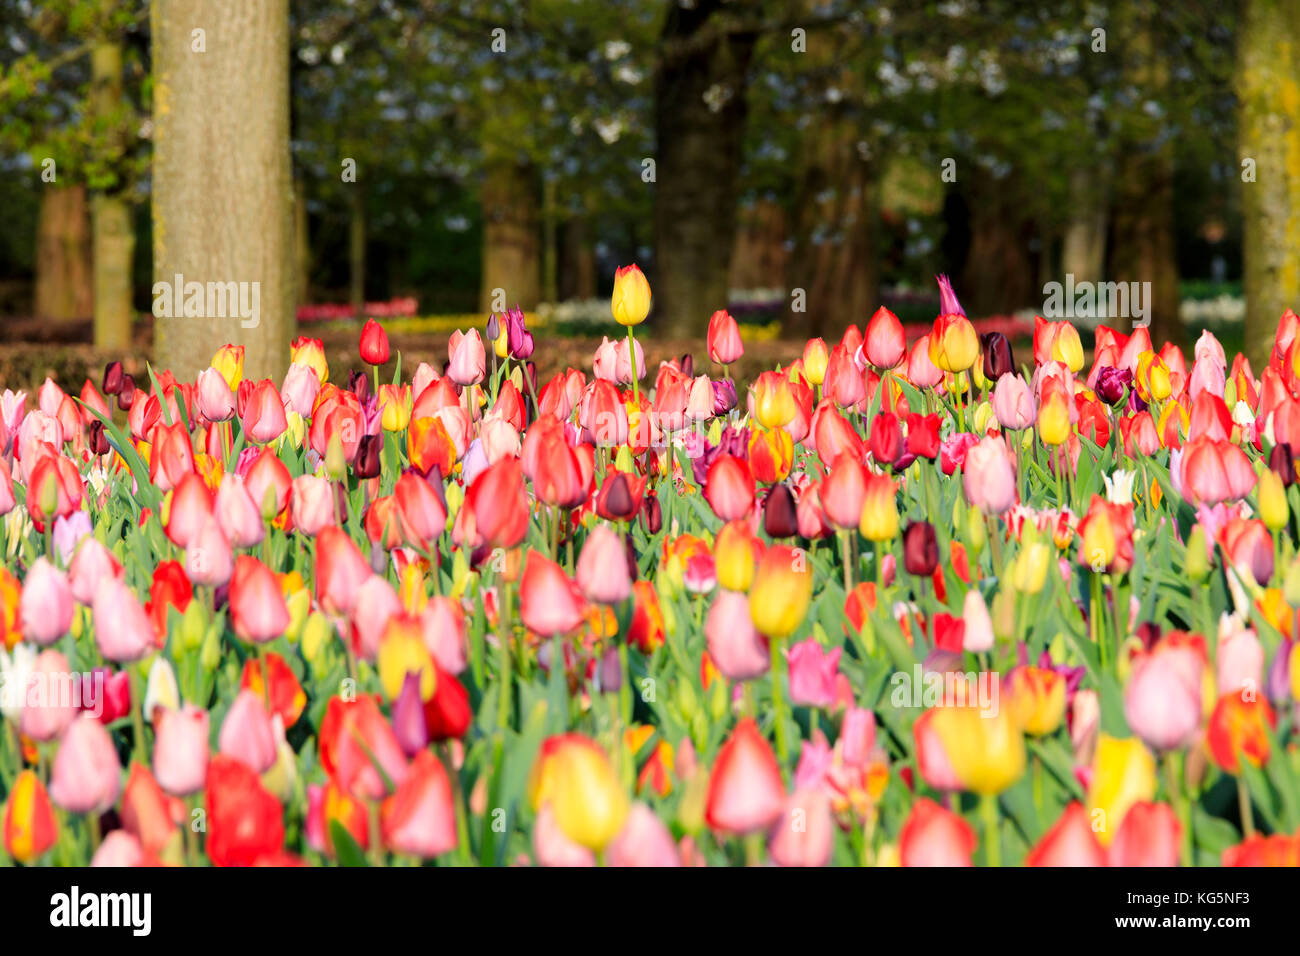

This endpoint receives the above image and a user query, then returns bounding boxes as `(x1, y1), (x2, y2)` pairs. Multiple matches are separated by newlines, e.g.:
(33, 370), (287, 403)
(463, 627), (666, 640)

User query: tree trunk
(349, 187), (365, 319)
(35, 185), (94, 321)
(729, 199), (786, 292)
(1110, 150), (1181, 347)
(479, 157), (540, 311)
(294, 177), (310, 309)
(1239, 0), (1300, 369)
(959, 170), (1035, 317)
(785, 122), (877, 339)
(90, 37), (135, 349)
(1061, 167), (1108, 285)
(542, 178), (558, 305)
(653, 0), (757, 336)
(559, 216), (596, 301)
(152, 0), (294, 382)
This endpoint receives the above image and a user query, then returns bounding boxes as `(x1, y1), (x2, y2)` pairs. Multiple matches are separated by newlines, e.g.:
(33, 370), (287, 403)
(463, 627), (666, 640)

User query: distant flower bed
(297, 297), (420, 322)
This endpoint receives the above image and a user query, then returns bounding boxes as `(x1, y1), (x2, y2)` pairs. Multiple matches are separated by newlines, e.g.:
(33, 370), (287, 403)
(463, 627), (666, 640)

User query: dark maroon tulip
(981, 332), (1014, 382)
(354, 433), (382, 479)
(640, 490), (662, 535)
(602, 472), (636, 520)
(1095, 366), (1132, 406)
(348, 369), (371, 404)
(902, 521), (938, 577)
(116, 374), (136, 411)
(680, 353), (695, 379)
(624, 533), (639, 583)
(1270, 442), (1296, 487)
(88, 420), (110, 456)
(764, 483), (799, 539)
(869, 411), (902, 466)
(102, 361), (124, 396)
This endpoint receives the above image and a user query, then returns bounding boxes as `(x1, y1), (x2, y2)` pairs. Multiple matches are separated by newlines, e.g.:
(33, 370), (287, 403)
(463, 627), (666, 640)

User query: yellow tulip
(930, 705), (1027, 796)
(1086, 734), (1156, 846)
(529, 734), (628, 850)
(1259, 469), (1288, 531)
(376, 617), (436, 701)
(714, 520), (756, 592)
(611, 264), (652, 326)
(748, 545), (813, 639)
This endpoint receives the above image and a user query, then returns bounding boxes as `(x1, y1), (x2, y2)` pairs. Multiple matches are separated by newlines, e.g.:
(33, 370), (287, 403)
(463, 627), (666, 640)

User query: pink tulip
(292, 474), (336, 536)
(421, 597), (467, 675)
(1107, 801), (1181, 866)
(154, 704), (210, 796)
(575, 525), (631, 605)
(787, 639), (840, 708)
(90, 829), (148, 867)
(906, 334), (944, 388)
(0, 459), (14, 516)
(899, 798), (976, 866)
(1174, 436), (1256, 507)
(1025, 802), (1106, 866)
(49, 715), (122, 813)
(447, 329), (486, 386)
(316, 525), (372, 616)
(165, 472), (214, 549)
(991, 374), (1036, 430)
(228, 555), (289, 644)
(768, 787), (833, 867)
(1123, 645), (1203, 751)
(533, 803), (596, 867)
(606, 802), (681, 867)
(519, 551), (587, 637)
(241, 379), (289, 444)
(218, 689), (278, 773)
(92, 577), (156, 662)
(840, 707), (877, 767)
(704, 718), (785, 835)
(68, 537), (123, 605)
(281, 362), (321, 417)
(394, 472), (447, 547)
(20, 558), (73, 645)
(243, 446), (292, 519)
(20, 649), (79, 741)
(963, 435), (1017, 514)
(1217, 620), (1264, 699)
(380, 749), (457, 858)
(215, 474), (265, 548)
(351, 575), (402, 661)
(196, 367), (236, 422)
(707, 310), (744, 365)
(962, 588), (994, 653)
(186, 516), (234, 587)
(705, 589), (770, 681)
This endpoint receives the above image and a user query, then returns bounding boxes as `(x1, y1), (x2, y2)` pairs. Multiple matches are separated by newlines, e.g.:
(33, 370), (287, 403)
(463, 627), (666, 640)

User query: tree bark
(35, 185), (94, 321)
(152, 0), (294, 382)
(349, 187), (365, 318)
(1110, 149), (1181, 347)
(653, 0), (757, 336)
(294, 177), (310, 309)
(1061, 167), (1108, 285)
(959, 170), (1035, 317)
(479, 157), (540, 312)
(1239, 0), (1300, 369)
(559, 215), (596, 301)
(90, 37), (135, 349)
(785, 123), (877, 339)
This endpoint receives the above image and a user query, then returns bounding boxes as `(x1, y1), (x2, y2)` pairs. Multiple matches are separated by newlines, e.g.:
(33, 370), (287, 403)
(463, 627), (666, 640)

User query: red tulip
(242, 379), (289, 444)
(898, 798), (976, 866)
(704, 454), (755, 521)
(1107, 801), (1180, 866)
(394, 471), (448, 547)
(360, 318), (391, 365)
(316, 525), (372, 616)
(1024, 802), (1106, 866)
(320, 694), (409, 800)
(243, 446), (292, 519)
(205, 755), (285, 866)
(458, 457), (529, 550)
(864, 306), (905, 369)
(165, 471), (214, 548)
(707, 309), (744, 365)
(1175, 436), (1255, 507)
(520, 551), (587, 636)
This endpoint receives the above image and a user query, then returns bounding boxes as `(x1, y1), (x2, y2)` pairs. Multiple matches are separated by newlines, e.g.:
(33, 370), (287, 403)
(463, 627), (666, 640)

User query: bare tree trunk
(1239, 0), (1300, 369)
(1061, 167), (1108, 285)
(541, 178), (557, 305)
(35, 185), (94, 321)
(653, 0), (756, 336)
(729, 199), (786, 292)
(90, 37), (135, 349)
(349, 187), (365, 319)
(959, 170), (1035, 317)
(1111, 150), (1180, 346)
(785, 121), (877, 339)
(479, 157), (540, 311)
(152, 0), (294, 382)
(559, 215), (596, 301)
(294, 177), (310, 309)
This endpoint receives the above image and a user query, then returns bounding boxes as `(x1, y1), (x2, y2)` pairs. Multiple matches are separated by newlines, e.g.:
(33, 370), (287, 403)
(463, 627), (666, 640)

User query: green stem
(769, 636), (790, 776)
(981, 793), (1000, 867)
(626, 326), (640, 405)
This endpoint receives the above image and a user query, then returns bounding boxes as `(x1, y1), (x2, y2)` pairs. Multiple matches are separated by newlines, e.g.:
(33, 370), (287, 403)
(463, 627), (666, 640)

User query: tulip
(763, 483), (799, 539)
(707, 309), (744, 365)
(576, 525), (632, 605)
(858, 473), (899, 542)
(714, 520), (758, 592)
(49, 715), (121, 814)
(242, 379), (288, 444)
(704, 454), (755, 521)
(529, 734), (628, 850)
(19, 558), (72, 645)
(211, 344), (245, 389)
(706, 590), (770, 680)
(121, 763), (179, 859)
(902, 521), (938, 577)
(1005, 666), (1066, 736)
(929, 313), (979, 373)
(1024, 802), (1106, 866)
(611, 264), (651, 327)
(20, 649), (79, 742)
(991, 374), (1035, 430)
(1037, 390), (1071, 446)
(219, 689), (278, 773)
(154, 704), (210, 796)
(281, 361), (321, 416)
(316, 525), (373, 616)
(186, 516), (234, 587)
(393, 471), (447, 548)
(3, 770), (57, 863)
(1086, 734), (1156, 846)
(381, 749), (457, 858)
(1107, 801), (1180, 866)
(196, 366), (236, 422)
(1259, 468), (1288, 531)
(927, 704), (1025, 796)
(864, 306), (906, 369)
(377, 615), (436, 702)
(822, 456), (868, 531)
(767, 787), (832, 867)
(802, 338), (829, 385)
(749, 545), (813, 639)
(1206, 692), (1275, 772)
(291, 474), (336, 537)
(898, 798), (976, 866)
(825, 344), (866, 406)
(215, 474), (265, 548)
(752, 370), (797, 429)
(92, 577), (155, 662)
(323, 694), (409, 801)
(243, 446), (292, 520)
(229, 555), (289, 644)
(447, 329), (486, 387)
(606, 802), (681, 867)
(786, 639), (840, 707)
(360, 318), (391, 365)
(520, 551), (587, 636)
(205, 755), (285, 866)
(704, 719), (785, 835)
(1175, 436), (1256, 507)
(962, 588), (994, 654)
(1077, 495), (1135, 574)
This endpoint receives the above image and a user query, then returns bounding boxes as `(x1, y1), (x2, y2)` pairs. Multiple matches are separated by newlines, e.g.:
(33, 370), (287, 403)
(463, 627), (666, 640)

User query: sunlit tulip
(899, 798), (976, 866)
(707, 309), (743, 365)
(611, 264), (651, 327)
(228, 555), (290, 644)
(704, 718), (784, 835)
(749, 545), (813, 639)
(864, 306), (906, 369)
(1086, 734), (1156, 846)
(49, 715), (121, 814)
(520, 551), (587, 636)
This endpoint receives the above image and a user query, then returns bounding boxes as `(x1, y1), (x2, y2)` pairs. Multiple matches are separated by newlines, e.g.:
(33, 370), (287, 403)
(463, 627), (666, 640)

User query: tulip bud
(902, 521), (939, 577)
(763, 483), (798, 539)
(1269, 443), (1296, 486)
(180, 599), (207, 651)
(1259, 469), (1288, 531)
(200, 627), (222, 672)
(355, 434), (381, 479)
(966, 505), (987, 557)
(1185, 526), (1210, 583)
(102, 361), (125, 396)
(301, 611), (333, 663)
(88, 420), (110, 456)
(1284, 558), (1300, 608)
(326, 432), (347, 481)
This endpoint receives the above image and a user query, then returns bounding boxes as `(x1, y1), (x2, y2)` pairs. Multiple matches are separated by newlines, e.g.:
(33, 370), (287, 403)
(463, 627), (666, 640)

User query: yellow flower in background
(379, 384), (413, 432)
(376, 616), (436, 701)
(290, 337), (329, 383)
(749, 545), (813, 639)
(1259, 469), (1288, 531)
(529, 734), (628, 850)
(930, 705), (1026, 796)
(714, 520), (757, 592)
(1086, 734), (1156, 846)
(611, 264), (652, 326)
(1013, 540), (1051, 594)
(1051, 323), (1084, 373)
